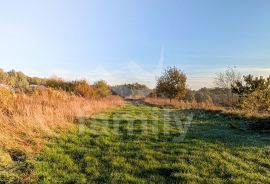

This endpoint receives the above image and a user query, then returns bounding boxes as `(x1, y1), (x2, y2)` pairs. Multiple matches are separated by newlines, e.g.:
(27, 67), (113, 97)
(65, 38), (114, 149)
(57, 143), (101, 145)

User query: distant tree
(208, 88), (238, 107)
(28, 77), (47, 85)
(93, 80), (111, 98)
(215, 68), (241, 89)
(46, 77), (73, 92)
(194, 88), (212, 103)
(156, 66), (187, 101)
(7, 70), (29, 88)
(111, 83), (152, 98)
(183, 89), (195, 102)
(126, 83), (148, 90)
(215, 68), (241, 106)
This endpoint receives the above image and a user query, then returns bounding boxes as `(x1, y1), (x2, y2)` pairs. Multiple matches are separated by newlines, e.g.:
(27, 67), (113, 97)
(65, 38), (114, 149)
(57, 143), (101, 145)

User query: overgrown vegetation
(151, 67), (240, 107)
(0, 88), (122, 153)
(0, 88), (123, 182)
(1, 66), (270, 183)
(0, 68), (124, 183)
(150, 67), (270, 114)
(0, 68), (112, 99)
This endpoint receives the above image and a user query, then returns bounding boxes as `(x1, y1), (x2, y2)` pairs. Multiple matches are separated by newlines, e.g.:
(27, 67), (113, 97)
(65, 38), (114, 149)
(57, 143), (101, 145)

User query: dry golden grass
(144, 97), (219, 110)
(144, 97), (270, 119)
(0, 88), (123, 155)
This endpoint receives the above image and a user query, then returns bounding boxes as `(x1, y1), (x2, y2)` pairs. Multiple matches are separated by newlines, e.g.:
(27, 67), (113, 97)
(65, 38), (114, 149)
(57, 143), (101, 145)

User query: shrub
(93, 80), (111, 98)
(73, 80), (96, 98)
(232, 75), (270, 112)
(28, 77), (47, 85)
(240, 89), (270, 113)
(46, 78), (73, 92)
(7, 70), (29, 88)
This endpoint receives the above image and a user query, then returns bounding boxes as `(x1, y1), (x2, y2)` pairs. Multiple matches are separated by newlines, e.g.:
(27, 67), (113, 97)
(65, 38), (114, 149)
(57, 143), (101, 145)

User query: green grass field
(31, 103), (270, 183)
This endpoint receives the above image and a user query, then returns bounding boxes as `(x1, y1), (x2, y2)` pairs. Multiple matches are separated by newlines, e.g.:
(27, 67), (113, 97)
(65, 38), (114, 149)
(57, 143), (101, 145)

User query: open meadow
(26, 103), (270, 183)
(1, 1), (270, 183)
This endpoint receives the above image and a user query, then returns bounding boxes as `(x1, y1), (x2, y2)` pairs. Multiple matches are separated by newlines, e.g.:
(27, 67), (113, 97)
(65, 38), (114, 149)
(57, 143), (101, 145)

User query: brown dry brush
(144, 97), (219, 110)
(144, 97), (270, 131)
(0, 88), (123, 155)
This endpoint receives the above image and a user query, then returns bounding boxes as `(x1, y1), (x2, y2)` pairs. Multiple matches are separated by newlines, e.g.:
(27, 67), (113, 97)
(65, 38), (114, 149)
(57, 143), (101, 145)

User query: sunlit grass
(31, 103), (270, 183)
(0, 89), (123, 183)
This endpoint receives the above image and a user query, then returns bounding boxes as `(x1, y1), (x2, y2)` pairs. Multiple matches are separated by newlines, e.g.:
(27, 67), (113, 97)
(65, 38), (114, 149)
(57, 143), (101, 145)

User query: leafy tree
(112, 83), (152, 98)
(232, 75), (270, 96)
(232, 75), (270, 112)
(156, 66), (187, 101)
(93, 80), (111, 98)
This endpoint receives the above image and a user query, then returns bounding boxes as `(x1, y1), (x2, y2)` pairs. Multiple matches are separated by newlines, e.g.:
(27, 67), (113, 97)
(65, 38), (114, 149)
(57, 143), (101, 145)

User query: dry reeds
(0, 88), (123, 155)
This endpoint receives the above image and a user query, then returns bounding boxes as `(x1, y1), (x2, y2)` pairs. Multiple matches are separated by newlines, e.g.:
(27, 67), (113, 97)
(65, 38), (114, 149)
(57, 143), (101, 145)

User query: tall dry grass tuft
(144, 97), (219, 110)
(144, 97), (270, 119)
(0, 88), (123, 155)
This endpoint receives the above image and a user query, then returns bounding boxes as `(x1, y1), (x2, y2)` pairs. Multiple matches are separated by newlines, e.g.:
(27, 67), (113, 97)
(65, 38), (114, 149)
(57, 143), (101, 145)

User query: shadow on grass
(179, 109), (270, 148)
(31, 103), (270, 183)
(88, 107), (270, 149)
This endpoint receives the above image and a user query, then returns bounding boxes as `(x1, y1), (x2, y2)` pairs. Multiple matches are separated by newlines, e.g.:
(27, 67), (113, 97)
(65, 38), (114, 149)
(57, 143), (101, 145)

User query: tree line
(0, 68), (111, 98)
(2, 66), (270, 112)
(155, 66), (270, 113)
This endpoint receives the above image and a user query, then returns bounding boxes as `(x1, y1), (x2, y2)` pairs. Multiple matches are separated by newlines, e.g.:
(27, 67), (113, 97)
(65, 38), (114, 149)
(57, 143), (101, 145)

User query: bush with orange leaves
(0, 88), (123, 155)
(73, 80), (96, 98)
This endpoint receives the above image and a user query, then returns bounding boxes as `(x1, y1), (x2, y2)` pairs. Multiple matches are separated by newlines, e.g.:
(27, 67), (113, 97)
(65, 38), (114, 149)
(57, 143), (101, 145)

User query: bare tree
(214, 67), (242, 106)
(215, 67), (242, 89)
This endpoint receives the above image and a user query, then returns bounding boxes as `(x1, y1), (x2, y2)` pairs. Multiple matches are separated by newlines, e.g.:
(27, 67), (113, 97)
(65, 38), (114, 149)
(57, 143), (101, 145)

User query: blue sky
(0, 0), (270, 89)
